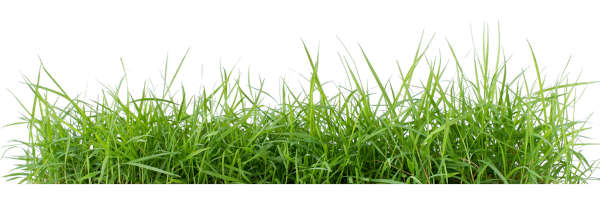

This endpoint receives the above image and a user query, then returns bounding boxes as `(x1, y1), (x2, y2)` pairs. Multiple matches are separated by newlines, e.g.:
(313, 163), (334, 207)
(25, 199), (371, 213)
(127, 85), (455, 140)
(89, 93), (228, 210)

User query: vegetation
(4, 30), (595, 183)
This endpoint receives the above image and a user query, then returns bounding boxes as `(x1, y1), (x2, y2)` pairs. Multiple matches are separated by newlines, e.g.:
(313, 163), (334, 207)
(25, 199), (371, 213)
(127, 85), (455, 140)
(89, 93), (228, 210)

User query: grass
(4, 30), (596, 184)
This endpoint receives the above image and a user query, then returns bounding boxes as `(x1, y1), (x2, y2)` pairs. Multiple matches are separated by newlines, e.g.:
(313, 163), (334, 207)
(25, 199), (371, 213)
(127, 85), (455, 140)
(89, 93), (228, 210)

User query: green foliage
(5, 31), (595, 184)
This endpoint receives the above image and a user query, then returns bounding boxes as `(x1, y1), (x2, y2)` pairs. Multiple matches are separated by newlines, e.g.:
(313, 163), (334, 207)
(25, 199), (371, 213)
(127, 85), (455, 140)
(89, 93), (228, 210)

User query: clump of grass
(4, 30), (595, 184)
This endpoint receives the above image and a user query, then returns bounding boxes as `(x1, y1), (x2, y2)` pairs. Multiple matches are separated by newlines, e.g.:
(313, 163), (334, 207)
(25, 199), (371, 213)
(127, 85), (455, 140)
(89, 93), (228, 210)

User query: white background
(1, 0), (599, 218)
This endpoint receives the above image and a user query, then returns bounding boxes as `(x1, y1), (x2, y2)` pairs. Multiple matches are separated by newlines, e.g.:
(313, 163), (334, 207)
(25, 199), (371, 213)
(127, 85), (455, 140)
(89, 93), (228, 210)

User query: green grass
(4, 30), (596, 184)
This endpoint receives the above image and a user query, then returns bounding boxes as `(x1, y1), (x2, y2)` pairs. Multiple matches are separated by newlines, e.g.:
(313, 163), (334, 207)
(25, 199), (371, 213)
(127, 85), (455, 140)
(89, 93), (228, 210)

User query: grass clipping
(5, 32), (596, 184)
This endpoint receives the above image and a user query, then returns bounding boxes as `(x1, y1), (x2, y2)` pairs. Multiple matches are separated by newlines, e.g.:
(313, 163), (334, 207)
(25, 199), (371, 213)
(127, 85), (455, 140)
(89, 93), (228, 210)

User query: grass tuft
(4, 30), (596, 184)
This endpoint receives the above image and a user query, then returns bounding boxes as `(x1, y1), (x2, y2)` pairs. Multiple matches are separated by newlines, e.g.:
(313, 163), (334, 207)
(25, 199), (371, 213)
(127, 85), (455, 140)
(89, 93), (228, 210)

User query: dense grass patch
(5, 32), (595, 184)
